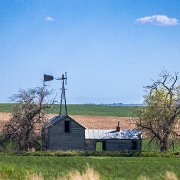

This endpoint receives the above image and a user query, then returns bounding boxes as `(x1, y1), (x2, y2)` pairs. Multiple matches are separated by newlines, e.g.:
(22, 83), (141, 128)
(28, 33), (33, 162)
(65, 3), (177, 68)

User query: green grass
(0, 103), (138, 117)
(142, 139), (180, 152)
(0, 155), (179, 179)
(0, 103), (15, 113)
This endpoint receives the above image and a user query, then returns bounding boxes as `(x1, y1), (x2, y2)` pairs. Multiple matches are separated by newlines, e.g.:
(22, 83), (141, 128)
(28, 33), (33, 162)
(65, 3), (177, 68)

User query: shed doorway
(96, 141), (106, 151)
(132, 140), (137, 150)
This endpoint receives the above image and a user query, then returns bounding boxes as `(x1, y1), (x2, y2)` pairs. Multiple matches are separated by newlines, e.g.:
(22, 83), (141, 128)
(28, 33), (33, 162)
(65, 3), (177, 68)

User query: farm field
(0, 103), (138, 117)
(0, 103), (179, 180)
(0, 155), (179, 179)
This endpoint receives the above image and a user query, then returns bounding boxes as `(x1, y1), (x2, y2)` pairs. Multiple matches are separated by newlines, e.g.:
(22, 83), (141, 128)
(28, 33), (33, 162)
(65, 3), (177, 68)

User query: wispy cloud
(45, 16), (55, 22)
(135, 15), (179, 26)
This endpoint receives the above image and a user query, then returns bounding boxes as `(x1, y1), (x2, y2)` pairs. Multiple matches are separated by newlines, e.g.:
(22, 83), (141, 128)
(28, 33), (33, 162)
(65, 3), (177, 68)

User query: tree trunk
(160, 139), (168, 152)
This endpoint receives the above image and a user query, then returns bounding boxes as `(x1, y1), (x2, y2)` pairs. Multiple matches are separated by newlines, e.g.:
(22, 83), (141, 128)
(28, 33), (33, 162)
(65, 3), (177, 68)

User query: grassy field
(0, 140), (179, 179)
(141, 139), (180, 152)
(0, 103), (138, 117)
(0, 155), (179, 179)
(0, 104), (179, 179)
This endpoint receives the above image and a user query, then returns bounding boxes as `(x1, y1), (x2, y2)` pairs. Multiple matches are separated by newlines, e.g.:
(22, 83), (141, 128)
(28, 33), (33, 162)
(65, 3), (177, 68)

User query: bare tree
(136, 71), (180, 152)
(0, 86), (53, 152)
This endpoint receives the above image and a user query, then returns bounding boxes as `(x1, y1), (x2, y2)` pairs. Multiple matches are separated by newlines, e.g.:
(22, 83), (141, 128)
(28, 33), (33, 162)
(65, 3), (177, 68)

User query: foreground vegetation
(0, 155), (179, 179)
(0, 139), (179, 179)
(141, 139), (180, 152)
(0, 103), (138, 117)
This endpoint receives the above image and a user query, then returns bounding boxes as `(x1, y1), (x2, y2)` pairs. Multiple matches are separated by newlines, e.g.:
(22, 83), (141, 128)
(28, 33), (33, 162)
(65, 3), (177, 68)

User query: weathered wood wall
(85, 139), (96, 151)
(47, 117), (85, 150)
(105, 139), (141, 151)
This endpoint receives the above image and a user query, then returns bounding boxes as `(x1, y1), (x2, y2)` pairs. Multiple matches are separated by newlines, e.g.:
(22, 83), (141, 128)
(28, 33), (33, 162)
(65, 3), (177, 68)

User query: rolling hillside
(0, 103), (139, 117)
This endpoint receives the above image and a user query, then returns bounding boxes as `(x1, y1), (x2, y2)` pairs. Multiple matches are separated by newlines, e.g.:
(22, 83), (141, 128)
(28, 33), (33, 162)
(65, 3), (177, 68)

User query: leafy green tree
(136, 71), (180, 152)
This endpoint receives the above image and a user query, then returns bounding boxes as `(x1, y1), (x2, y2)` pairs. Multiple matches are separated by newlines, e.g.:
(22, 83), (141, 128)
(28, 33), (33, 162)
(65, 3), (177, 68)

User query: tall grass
(0, 155), (179, 179)
(22, 170), (180, 180)
(25, 166), (100, 180)
(142, 139), (180, 152)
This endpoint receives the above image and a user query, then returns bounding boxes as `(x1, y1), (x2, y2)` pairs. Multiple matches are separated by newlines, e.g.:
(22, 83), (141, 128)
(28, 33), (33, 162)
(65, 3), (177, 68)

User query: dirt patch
(0, 113), (179, 133)
(68, 115), (136, 130)
(0, 113), (136, 130)
(0, 112), (11, 122)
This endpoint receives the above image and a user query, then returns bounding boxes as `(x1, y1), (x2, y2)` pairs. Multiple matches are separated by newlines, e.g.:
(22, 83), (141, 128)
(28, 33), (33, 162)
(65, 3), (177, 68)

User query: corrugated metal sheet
(85, 129), (112, 139)
(85, 129), (142, 139)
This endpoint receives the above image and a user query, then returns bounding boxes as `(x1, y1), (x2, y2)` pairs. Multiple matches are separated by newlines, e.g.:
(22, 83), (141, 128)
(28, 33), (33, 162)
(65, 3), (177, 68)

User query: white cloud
(135, 15), (179, 26)
(45, 16), (55, 22)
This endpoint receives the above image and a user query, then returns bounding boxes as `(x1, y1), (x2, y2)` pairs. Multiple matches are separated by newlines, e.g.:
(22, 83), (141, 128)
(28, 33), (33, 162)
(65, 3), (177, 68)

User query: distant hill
(94, 103), (143, 107)
(0, 103), (140, 117)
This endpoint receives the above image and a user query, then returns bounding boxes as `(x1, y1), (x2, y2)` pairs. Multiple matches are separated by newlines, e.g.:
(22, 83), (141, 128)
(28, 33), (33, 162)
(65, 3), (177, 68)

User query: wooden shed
(42, 115), (142, 151)
(42, 115), (85, 150)
(85, 129), (142, 151)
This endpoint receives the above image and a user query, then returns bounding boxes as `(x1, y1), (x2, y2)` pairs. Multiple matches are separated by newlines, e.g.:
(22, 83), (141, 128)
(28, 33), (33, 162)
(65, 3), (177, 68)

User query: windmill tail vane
(43, 72), (68, 115)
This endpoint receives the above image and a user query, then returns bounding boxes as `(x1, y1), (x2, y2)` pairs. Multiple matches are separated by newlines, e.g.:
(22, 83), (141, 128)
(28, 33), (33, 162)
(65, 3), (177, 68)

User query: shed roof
(44, 115), (85, 129)
(85, 129), (142, 140)
(45, 115), (142, 139)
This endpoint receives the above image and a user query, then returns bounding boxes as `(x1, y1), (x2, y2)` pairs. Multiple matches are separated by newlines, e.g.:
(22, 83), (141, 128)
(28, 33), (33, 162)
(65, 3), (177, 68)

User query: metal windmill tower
(44, 72), (68, 115)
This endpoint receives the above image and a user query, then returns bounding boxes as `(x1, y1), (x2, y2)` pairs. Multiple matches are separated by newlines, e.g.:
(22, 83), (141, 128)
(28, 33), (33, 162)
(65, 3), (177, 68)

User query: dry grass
(1, 169), (178, 180)
(25, 167), (100, 180)
(164, 171), (178, 180)
(138, 176), (150, 180)
(62, 166), (100, 180)
(24, 170), (179, 180)
(26, 174), (44, 180)
(137, 171), (178, 180)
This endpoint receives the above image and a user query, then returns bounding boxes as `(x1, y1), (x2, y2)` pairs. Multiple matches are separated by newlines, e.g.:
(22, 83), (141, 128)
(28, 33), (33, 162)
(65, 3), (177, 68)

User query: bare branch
(136, 71), (179, 152)
(0, 86), (54, 152)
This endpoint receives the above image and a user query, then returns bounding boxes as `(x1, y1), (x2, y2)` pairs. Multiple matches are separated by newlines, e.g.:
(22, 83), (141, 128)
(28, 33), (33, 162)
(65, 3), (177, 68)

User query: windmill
(44, 72), (67, 115)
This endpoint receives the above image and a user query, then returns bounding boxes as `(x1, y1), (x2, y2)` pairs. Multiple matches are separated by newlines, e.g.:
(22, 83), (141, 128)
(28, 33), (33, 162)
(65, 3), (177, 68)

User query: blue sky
(0, 0), (180, 104)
